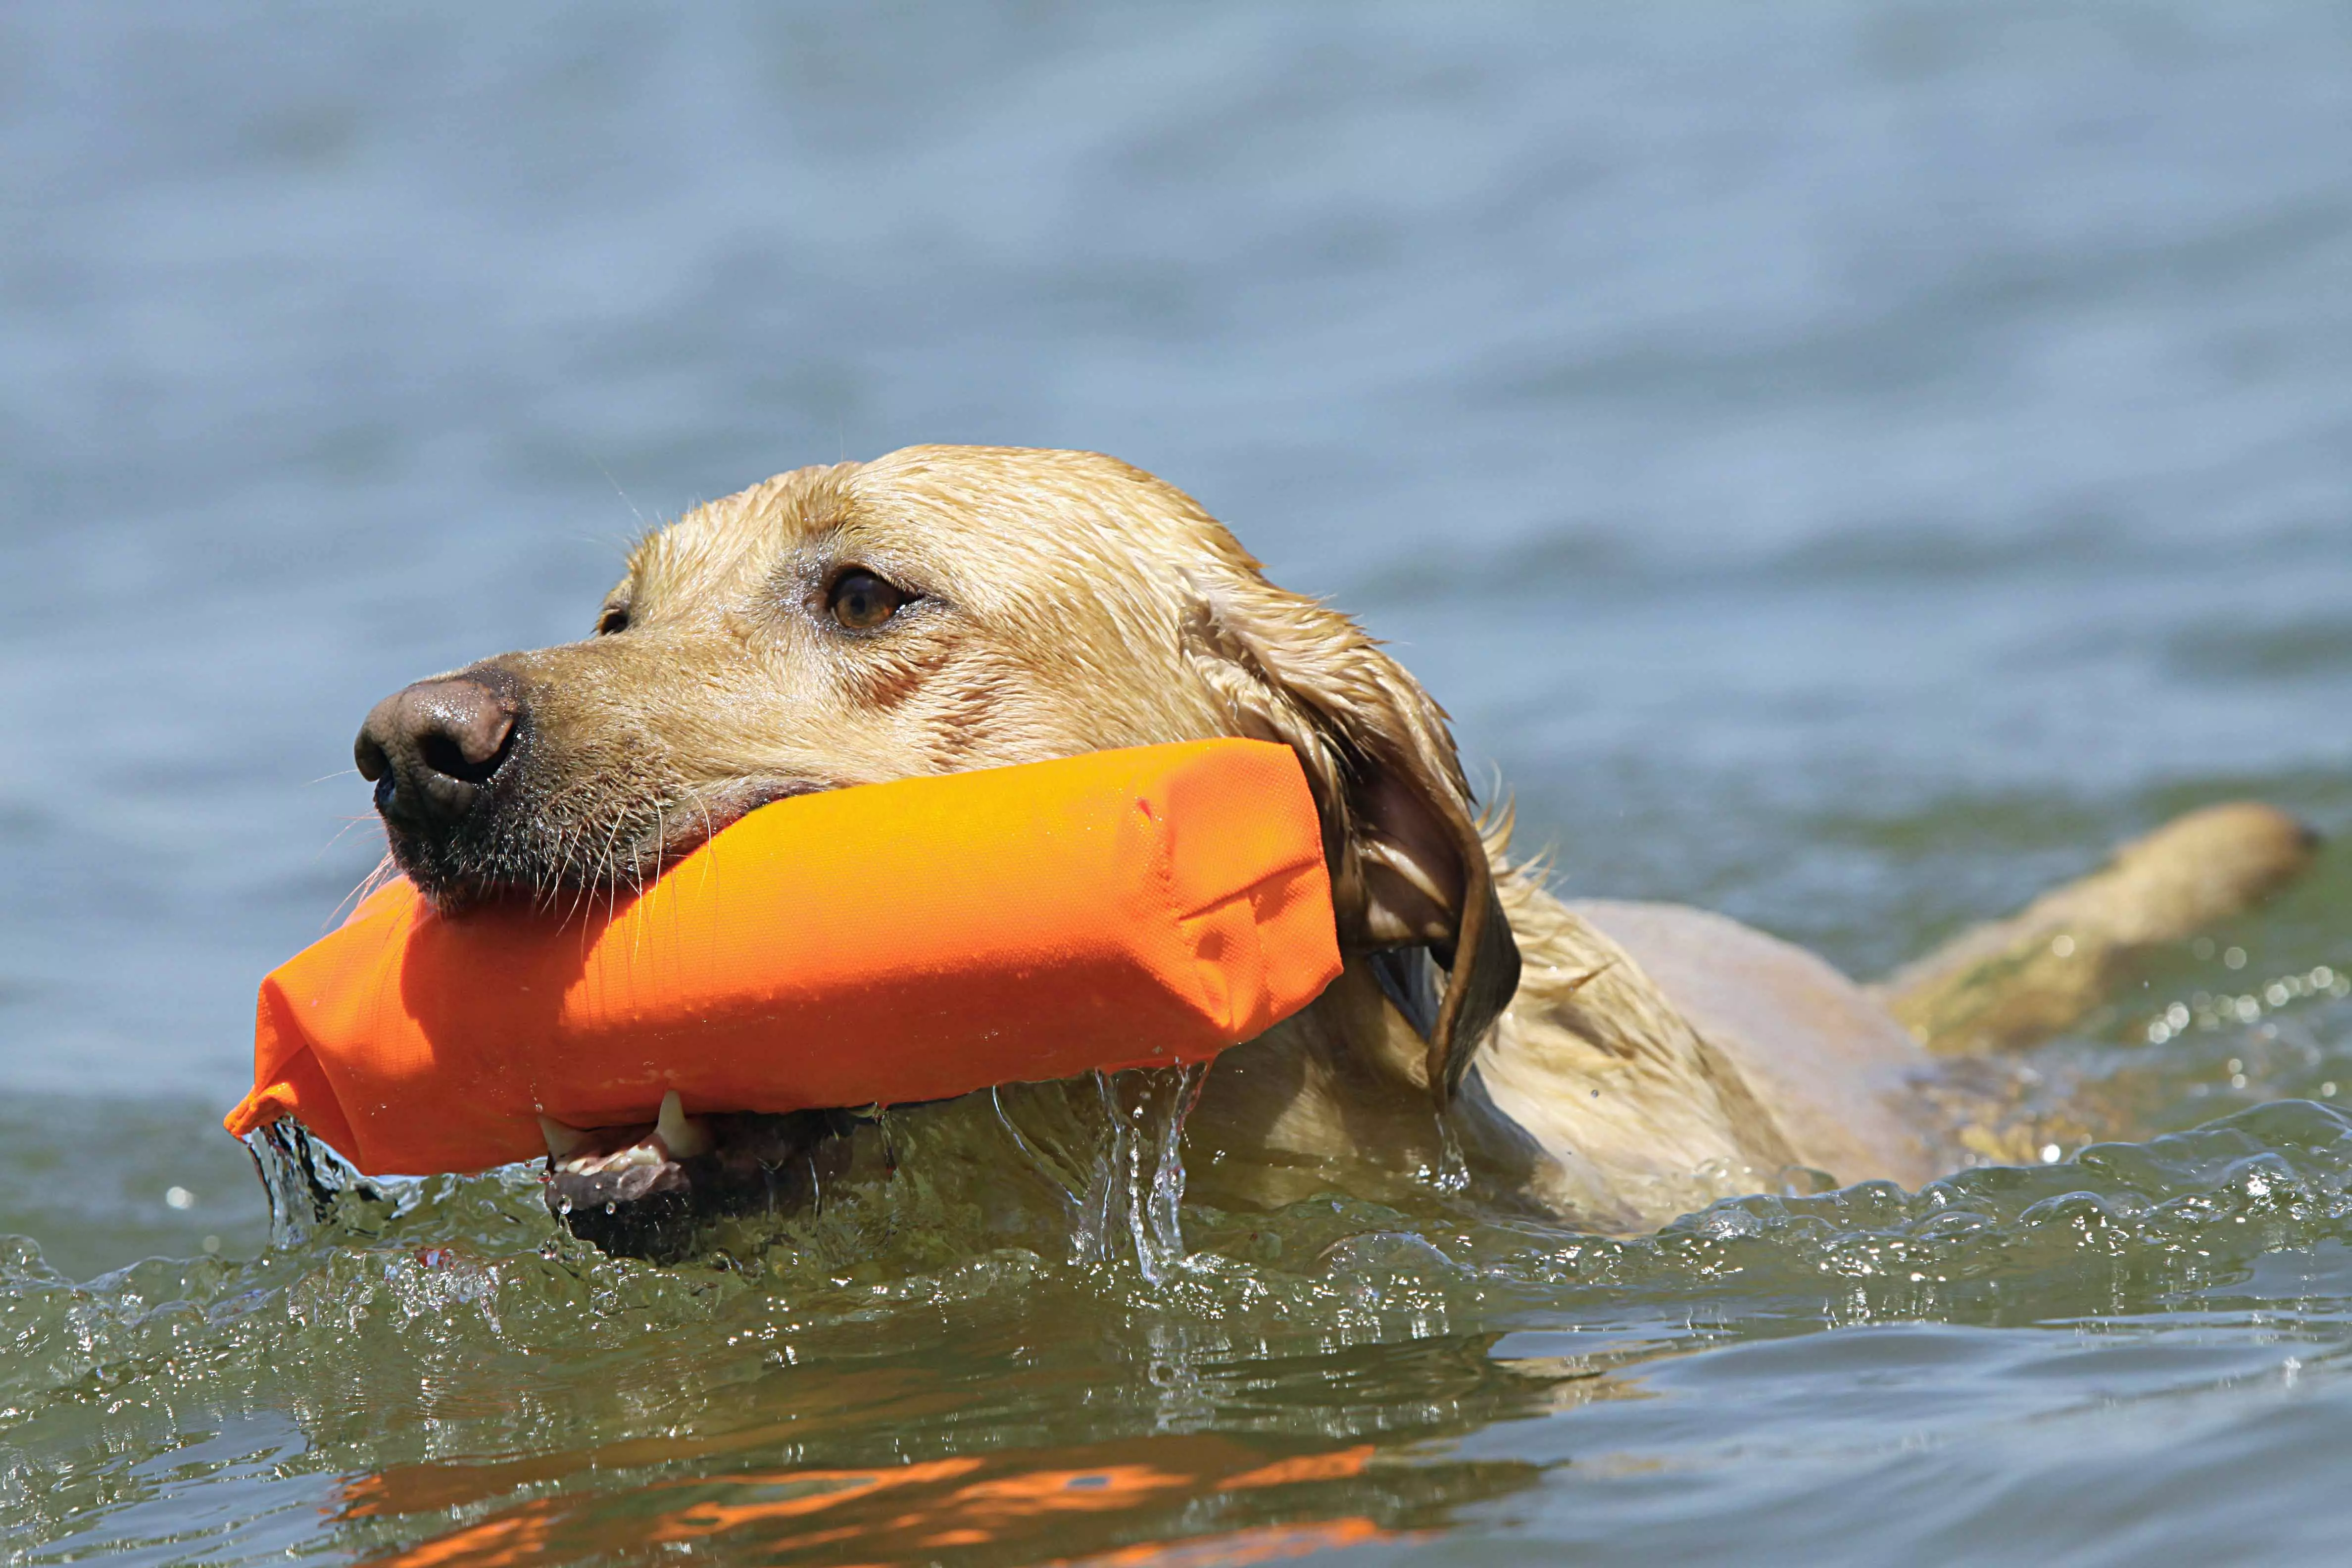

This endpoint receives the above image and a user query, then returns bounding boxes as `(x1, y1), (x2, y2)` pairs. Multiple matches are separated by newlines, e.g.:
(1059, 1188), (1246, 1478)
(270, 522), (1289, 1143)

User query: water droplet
(2050, 934), (2075, 958)
(201, 1235), (221, 1254)
(2039, 1144), (2061, 1163)
(164, 1186), (195, 1210)
(2224, 947), (2247, 971)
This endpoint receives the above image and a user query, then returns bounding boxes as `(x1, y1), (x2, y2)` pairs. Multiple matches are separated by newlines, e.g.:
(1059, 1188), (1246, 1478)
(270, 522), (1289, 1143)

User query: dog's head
(357, 445), (1518, 1095)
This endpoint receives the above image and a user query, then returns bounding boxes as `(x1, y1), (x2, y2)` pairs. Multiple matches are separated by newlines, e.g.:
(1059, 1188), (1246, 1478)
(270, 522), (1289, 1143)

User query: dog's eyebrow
(771, 529), (949, 610)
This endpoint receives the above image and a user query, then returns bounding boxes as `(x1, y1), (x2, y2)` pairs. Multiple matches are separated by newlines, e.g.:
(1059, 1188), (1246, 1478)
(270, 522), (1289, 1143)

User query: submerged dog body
(354, 446), (2313, 1244)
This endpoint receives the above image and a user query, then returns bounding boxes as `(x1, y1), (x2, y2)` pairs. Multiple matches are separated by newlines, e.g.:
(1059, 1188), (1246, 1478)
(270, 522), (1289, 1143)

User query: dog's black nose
(355, 675), (520, 833)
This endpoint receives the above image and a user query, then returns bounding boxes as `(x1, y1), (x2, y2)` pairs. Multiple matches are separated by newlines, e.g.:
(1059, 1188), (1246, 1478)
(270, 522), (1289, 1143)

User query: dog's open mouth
(540, 1094), (857, 1262)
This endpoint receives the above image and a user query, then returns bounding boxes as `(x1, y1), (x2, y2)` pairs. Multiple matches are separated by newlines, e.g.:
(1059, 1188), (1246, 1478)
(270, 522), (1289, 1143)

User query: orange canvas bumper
(224, 740), (1340, 1176)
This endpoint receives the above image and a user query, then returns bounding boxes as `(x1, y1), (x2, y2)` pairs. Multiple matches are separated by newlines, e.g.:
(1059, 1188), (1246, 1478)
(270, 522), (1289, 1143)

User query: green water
(12, 868), (2352, 1562)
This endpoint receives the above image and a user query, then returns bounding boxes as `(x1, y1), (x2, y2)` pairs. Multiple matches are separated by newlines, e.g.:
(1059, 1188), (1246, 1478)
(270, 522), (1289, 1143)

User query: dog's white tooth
(655, 1089), (711, 1158)
(539, 1115), (592, 1162)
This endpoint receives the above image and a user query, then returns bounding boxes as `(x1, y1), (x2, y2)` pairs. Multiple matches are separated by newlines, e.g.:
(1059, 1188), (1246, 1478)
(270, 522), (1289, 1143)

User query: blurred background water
(4, 3), (2352, 1564)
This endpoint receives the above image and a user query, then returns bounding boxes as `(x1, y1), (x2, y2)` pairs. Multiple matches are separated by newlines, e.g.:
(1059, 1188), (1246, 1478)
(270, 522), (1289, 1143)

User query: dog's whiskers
(326, 851), (402, 930)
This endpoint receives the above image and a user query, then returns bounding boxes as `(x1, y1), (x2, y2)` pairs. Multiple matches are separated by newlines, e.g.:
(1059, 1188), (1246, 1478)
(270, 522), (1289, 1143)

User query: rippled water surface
(6, 4), (2352, 1562)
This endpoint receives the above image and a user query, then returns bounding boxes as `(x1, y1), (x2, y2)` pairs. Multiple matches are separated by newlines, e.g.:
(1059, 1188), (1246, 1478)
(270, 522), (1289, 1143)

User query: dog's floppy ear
(1181, 579), (1520, 1104)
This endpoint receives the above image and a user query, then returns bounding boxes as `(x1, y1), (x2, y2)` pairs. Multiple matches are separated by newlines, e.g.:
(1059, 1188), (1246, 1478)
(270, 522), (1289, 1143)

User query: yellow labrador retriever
(353, 446), (2315, 1250)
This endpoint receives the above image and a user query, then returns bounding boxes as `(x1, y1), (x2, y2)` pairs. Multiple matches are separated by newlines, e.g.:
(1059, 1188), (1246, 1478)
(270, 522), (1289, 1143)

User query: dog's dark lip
(396, 777), (838, 917)
(542, 1106), (861, 1262)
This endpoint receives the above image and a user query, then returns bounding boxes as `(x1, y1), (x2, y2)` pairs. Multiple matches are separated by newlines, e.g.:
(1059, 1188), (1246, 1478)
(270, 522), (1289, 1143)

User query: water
(4, 2), (2352, 1560)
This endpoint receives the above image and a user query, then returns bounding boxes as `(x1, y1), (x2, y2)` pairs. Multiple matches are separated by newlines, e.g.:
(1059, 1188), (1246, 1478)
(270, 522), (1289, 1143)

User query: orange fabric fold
(224, 740), (1340, 1176)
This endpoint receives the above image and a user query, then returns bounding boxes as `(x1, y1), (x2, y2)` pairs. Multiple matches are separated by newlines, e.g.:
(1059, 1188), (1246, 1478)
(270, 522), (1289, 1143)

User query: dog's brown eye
(595, 606), (630, 636)
(829, 570), (904, 631)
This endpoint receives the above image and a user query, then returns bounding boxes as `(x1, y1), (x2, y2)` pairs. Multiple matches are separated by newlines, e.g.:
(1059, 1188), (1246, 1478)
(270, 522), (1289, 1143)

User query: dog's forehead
(632, 447), (1237, 617)
(625, 464), (850, 601)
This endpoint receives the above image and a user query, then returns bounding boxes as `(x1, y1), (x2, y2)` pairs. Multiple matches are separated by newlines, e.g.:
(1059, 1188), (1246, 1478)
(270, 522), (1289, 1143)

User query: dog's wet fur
(355, 446), (2320, 1260)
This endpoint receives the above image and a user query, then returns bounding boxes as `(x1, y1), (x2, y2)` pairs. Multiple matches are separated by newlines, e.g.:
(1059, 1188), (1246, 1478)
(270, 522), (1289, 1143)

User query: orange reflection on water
(367, 1498), (561, 1568)
(645, 1459), (1208, 1558)
(1058, 1517), (1393, 1567)
(1219, 1446), (1374, 1490)
(338, 1366), (960, 1522)
(364, 1437), (1400, 1567)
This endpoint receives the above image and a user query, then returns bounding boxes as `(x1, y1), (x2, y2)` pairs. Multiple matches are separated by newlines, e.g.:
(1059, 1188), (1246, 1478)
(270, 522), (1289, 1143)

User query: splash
(1076, 1064), (1209, 1282)
(14, 1097), (2352, 1563)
